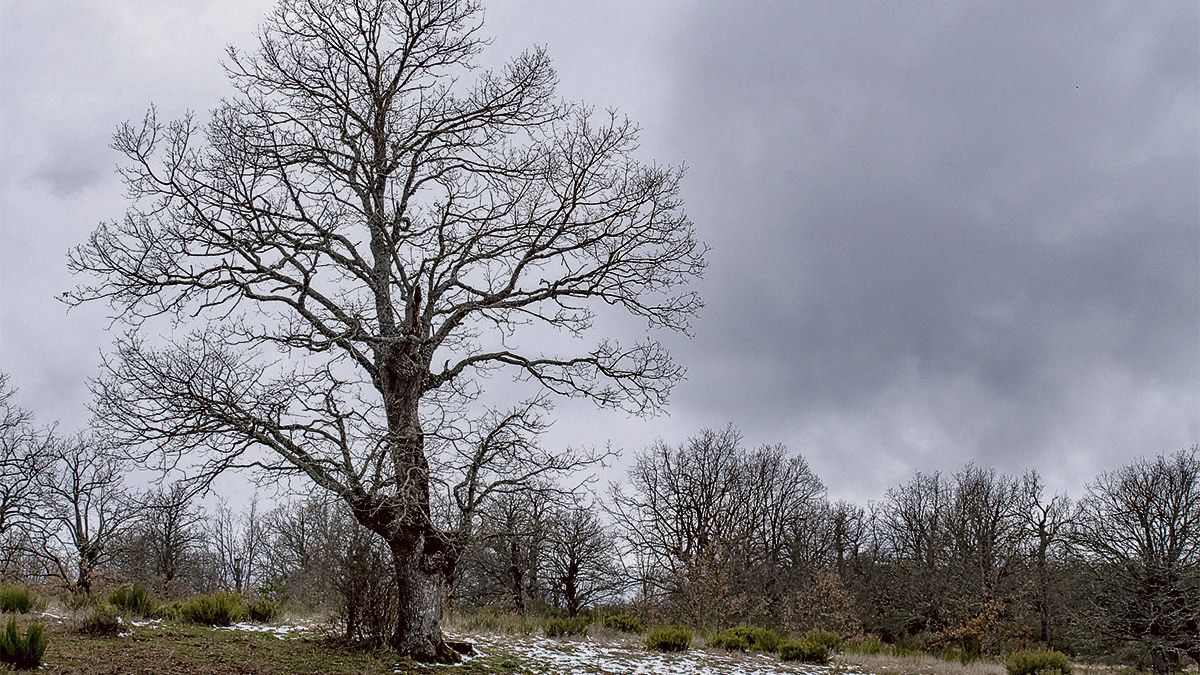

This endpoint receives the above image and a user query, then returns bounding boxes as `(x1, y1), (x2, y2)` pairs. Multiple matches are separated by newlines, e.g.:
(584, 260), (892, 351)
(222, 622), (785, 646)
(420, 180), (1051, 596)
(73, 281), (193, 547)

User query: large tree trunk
(372, 379), (463, 662)
(76, 563), (92, 595)
(564, 571), (580, 618)
(508, 538), (526, 614)
(1036, 545), (1052, 645)
(389, 536), (455, 661)
(76, 545), (98, 595)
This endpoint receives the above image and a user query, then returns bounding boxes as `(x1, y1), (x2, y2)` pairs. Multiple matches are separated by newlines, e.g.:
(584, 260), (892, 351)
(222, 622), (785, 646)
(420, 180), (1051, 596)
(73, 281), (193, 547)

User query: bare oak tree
(69, 0), (703, 659)
(0, 373), (52, 574)
(1071, 447), (1200, 673)
(118, 481), (208, 595)
(31, 433), (138, 594)
(608, 425), (826, 627)
(543, 498), (622, 617)
(1018, 470), (1073, 646)
(208, 497), (267, 594)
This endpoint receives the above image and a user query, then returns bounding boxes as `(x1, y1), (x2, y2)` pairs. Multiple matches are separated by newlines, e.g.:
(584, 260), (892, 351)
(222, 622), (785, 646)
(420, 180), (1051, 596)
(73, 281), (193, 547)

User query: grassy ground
(26, 619), (526, 674)
(5, 610), (1163, 675)
(837, 651), (1148, 675)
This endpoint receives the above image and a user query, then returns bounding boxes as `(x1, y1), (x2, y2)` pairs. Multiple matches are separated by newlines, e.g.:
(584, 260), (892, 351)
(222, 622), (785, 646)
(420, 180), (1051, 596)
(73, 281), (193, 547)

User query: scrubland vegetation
(2, 367), (1198, 672)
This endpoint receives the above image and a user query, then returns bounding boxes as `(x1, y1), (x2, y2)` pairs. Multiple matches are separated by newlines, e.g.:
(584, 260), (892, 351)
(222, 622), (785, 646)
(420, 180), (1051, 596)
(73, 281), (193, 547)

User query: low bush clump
(149, 601), (182, 621)
(246, 598), (280, 624)
(603, 613), (644, 634)
(708, 625), (784, 652)
(179, 591), (245, 627)
(450, 608), (538, 635)
(0, 587), (36, 614)
(62, 592), (100, 611)
(110, 585), (156, 616)
(803, 628), (842, 653)
(1005, 649), (1073, 675)
(645, 625), (692, 652)
(779, 638), (831, 664)
(843, 635), (886, 654)
(77, 602), (122, 637)
(542, 616), (590, 638)
(0, 617), (46, 670)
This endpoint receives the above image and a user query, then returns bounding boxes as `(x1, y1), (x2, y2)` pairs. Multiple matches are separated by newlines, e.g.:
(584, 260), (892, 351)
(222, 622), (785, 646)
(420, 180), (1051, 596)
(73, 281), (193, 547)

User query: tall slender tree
(69, 0), (704, 659)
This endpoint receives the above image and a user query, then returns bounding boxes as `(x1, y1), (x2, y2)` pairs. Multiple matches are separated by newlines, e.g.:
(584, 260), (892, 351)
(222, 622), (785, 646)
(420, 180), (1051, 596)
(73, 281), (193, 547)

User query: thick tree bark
(76, 564), (92, 595)
(508, 539), (526, 614)
(563, 566), (580, 618)
(389, 536), (453, 661)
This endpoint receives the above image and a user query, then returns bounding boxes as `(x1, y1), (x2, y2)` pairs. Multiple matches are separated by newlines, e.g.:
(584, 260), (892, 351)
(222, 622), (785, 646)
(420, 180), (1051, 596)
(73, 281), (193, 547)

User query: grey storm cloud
(640, 1), (1200, 493)
(0, 0), (1196, 503)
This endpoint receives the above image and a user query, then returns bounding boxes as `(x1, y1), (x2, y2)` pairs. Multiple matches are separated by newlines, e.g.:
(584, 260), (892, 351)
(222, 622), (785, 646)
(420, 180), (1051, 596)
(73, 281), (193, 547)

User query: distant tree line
(1, 373), (1196, 671)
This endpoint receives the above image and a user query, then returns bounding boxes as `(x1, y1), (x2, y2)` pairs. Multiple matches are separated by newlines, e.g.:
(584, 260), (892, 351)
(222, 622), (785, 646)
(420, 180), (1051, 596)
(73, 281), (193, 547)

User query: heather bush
(708, 626), (784, 652)
(62, 592), (100, 611)
(0, 618), (45, 670)
(779, 638), (831, 664)
(149, 601), (183, 621)
(77, 603), (121, 637)
(110, 585), (156, 616)
(843, 635), (886, 654)
(603, 613), (644, 634)
(645, 625), (692, 652)
(0, 587), (35, 615)
(448, 608), (538, 635)
(178, 592), (245, 627)
(246, 598), (280, 624)
(542, 616), (590, 638)
(1005, 650), (1073, 675)
(803, 628), (842, 653)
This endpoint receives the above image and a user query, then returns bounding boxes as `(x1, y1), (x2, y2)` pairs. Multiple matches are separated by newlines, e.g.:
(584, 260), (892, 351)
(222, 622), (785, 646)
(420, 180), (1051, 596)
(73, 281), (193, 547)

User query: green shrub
(148, 601), (182, 622)
(109, 585), (156, 616)
(779, 639), (831, 664)
(645, 625), (692, 652)
(62, 592), (100, 611)
(843, 635), (885, 654)
(1005, 650), (1073, 675)
(602, 613), (644, 634)
(450, 608), (538, 635)
(708, 626), (784, 652)
(803, 628), (842, 653)
(542, 616), (590, 638)
(77, 603), (121, 637)
(245, 598), (279, 623)
(0, 587), (34, 615)
(178, 591), (245, 627)
(0, 618), (45, 670)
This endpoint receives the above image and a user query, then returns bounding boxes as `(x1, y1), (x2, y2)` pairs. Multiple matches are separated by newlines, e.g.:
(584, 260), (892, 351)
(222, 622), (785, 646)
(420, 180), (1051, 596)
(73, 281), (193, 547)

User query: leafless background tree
(608, 425), (827, 628)
(1071, 446), (1200, 673)
(28, 433), (138, 594)
(0, 373), (52, 579)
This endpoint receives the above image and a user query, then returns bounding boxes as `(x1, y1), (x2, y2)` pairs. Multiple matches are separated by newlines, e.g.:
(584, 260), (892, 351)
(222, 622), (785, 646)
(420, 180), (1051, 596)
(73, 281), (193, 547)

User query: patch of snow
(220, 622), (319, 639)
(457, 633), (871, 675)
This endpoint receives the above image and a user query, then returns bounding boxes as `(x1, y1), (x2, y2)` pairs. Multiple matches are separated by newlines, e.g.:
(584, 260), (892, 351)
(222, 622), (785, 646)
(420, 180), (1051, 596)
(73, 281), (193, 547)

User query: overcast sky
(1, 1), (1197, 503)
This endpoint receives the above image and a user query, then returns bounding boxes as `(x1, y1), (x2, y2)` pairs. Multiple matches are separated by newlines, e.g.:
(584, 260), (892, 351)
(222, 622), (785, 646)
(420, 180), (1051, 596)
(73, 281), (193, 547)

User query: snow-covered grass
(455, 631), (869, 674)
(216, 621), (322, 639)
